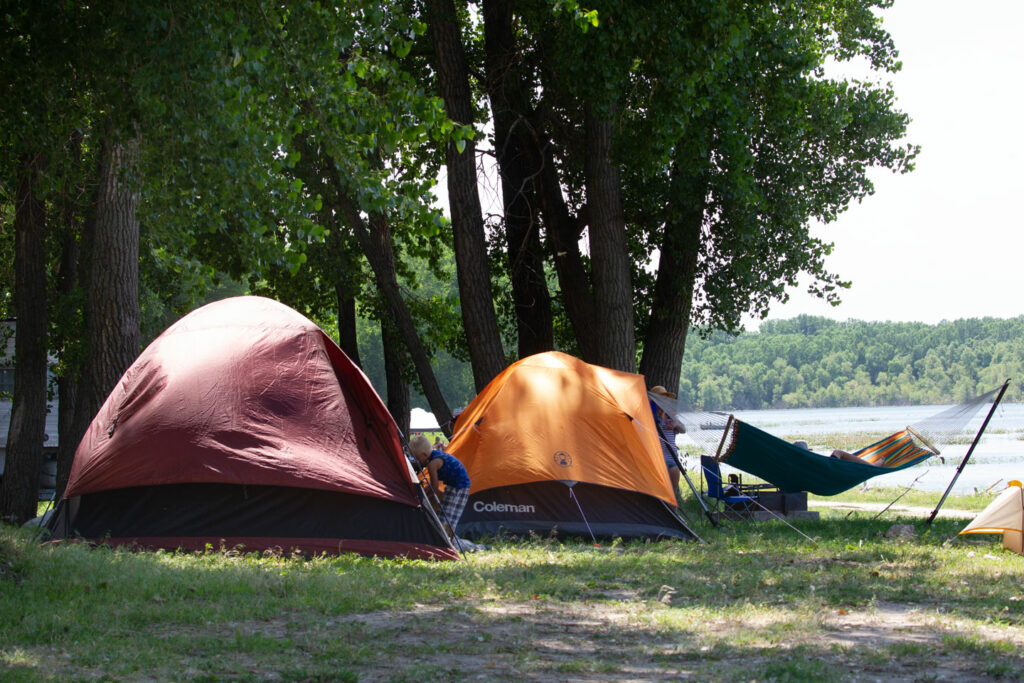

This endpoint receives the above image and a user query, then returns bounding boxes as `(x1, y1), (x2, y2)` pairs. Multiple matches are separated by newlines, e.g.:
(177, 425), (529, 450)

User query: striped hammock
(717, 421), (937, 496)
(856, 430), (935, 468)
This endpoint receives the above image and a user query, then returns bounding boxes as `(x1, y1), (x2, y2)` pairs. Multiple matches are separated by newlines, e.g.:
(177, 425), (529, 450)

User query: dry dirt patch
(127, 598), (1024, 680)
(823, 601), (939, 649)
(334, 600), (665, 680)
(326, 599), (1022, 681)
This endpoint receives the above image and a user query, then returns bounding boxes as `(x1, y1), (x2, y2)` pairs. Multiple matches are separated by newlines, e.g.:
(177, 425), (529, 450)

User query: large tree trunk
(71, 138), (141, 454)
(583, 104), (635, 372)
(55, 127), (87, 498)
(525, 115), (602, 362)
(340, 195), (454, 435)
(483, 0), (553, 358)
(330, 227), (362, 367)
(638, 219), (701, 390)
(56, 213), (91, 498)
(335, 283), (361, 366)
(516, 27), (601, 363)
(290, 132), (364, 368)
(0, 153), (49, 524)
(381, 320), (411, 439)
(639, 148), (710, 391)
(54, 183), (83, 498)
(55, 374), (77, 499)
(426, 0), (507, 389)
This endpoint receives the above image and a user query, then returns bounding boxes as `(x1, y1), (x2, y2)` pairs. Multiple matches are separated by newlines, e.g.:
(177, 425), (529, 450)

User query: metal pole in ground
(926, 379), (1010, 525)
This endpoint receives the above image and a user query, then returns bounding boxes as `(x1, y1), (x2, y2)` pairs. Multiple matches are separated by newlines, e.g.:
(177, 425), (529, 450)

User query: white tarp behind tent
(410, 408), (440, 432)
(960, 481), (1024, 554)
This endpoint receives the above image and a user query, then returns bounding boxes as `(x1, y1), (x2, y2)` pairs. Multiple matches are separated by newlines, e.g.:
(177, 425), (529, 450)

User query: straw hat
(649, 385), (677, 399)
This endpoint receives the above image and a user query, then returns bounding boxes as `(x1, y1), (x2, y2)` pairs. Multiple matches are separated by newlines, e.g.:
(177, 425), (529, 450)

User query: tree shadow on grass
(3, 515), (1023, 681)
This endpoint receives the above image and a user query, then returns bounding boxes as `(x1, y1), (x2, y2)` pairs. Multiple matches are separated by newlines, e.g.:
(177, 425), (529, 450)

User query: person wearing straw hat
(649, 385), (683, 507)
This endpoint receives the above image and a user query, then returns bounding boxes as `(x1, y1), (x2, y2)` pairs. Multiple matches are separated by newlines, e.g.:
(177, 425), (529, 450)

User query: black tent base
(46, 482), (458, 559)
(456, 481), (698, 542)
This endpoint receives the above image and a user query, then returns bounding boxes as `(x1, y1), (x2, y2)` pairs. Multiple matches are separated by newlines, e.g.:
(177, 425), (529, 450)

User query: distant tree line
(356, 313), (1024, 413)
(678, 315), (1024, 410)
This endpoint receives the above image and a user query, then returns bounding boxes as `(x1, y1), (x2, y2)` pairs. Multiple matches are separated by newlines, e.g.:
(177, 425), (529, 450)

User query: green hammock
(654, 383), (1008, 497)
(720, 421), (935, 496)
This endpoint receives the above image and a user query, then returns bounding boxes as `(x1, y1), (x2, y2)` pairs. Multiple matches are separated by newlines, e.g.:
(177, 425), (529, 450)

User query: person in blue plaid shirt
(410, 435), (471, 529)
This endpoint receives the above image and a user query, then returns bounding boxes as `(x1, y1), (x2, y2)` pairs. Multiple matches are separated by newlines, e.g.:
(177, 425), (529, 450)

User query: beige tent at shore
(959, 481), (1024, 554)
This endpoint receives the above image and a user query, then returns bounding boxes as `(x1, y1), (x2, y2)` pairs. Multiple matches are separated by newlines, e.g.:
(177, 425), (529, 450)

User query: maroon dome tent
(47, 296), (458, 560)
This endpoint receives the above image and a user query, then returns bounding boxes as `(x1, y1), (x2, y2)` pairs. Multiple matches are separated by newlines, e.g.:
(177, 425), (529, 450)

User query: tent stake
(567, 486), (598, 544)
(927, 379), (1010, 525)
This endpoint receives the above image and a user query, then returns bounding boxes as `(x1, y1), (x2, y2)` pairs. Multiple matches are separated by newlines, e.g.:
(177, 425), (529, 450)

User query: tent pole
(654, 421), (718, 527)
(679, 465), (718, 527)
(926, 379), (1010, 525)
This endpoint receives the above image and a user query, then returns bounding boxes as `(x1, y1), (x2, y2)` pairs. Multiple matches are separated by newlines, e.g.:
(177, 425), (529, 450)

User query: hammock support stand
(926, 379), (1011, 524)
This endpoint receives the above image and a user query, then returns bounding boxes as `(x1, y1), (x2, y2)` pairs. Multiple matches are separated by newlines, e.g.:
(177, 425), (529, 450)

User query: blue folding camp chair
(700, 455), (759, 522)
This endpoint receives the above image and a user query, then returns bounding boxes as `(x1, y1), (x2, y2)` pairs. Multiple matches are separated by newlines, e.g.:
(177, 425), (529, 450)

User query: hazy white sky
(759, 0), (1024, 325)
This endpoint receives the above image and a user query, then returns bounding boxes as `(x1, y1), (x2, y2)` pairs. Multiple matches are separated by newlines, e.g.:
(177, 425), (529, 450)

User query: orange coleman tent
(447, 352), (698, 542)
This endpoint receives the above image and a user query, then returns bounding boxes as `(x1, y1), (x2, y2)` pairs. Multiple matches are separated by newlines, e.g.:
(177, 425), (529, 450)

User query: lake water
(712, 403), (1024, 494)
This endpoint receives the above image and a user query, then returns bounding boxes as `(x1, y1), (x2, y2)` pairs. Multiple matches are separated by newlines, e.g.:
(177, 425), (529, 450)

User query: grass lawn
(3, 489), (1022, 681)
(810, 485), (996, 512)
